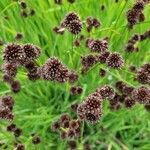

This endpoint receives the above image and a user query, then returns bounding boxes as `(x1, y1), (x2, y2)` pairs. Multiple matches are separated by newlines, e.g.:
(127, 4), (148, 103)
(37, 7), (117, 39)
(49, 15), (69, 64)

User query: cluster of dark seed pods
(0, 96), (14, 120)
(53, 12), (82, 35)
(126, 0), (149, 29)
(125, 29), (150, 52)
(51, 114), (81, 140)
(2, 43), (41, 93)
(19, 1), (35, 18)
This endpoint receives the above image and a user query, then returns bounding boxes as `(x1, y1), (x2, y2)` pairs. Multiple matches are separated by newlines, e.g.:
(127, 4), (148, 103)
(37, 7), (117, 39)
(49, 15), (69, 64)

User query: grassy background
(0, 0), (150, 149)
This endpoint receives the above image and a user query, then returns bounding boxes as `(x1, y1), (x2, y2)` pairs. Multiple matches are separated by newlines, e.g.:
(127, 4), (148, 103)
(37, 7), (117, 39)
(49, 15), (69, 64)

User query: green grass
(0, 0), (150, 149)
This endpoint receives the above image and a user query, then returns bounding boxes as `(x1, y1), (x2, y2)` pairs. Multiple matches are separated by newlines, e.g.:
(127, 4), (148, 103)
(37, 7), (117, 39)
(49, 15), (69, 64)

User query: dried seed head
(106, 52), (124, 69)
(132, 86), (150, 104)
(3, 43), (25, 65)
(0, 107), (13, 120)
(136, 71), (150, 84)
(96, 85), (115, 100)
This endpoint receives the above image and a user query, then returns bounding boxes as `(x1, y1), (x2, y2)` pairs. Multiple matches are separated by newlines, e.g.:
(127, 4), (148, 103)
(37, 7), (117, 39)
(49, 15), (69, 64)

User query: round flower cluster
(127, 1), (146, 29)
(54, 12), (82, 35)
(86, 16), (101, 32)
(51, 114), (81, 139)
(2, 43), (41, 92)
(136, 63), (150, 84)
(87, 38), (108, 53)
(39, 57), (70, 83)
(132, 86), (150, 104)
(77, 92), (103, 124)
(0, 96), (14, 120)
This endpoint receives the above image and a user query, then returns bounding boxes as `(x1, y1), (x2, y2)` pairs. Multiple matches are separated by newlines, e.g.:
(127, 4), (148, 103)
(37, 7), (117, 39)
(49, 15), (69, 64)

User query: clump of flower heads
(39, 57), (70, 83)
(132, 86), (150, 104)
(0, 96), (14, 120)
(96, 85), (115, 100)
(127, 1), (146, 29)
(70, 86), (83, 95)
(86, 38), (108, 53)
(51, 114), (81, 139)
(77, 91), (103, 124)
(54, 12), (82, 35)
(106, 52), (124, 69)
(2, 43), (41, 92)
(136, 63), (150, 84)
(86, 16), (101, 32)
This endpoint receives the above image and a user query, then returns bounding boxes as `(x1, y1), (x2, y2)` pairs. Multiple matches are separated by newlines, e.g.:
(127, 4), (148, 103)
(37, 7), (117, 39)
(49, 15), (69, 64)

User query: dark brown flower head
(3, 43), (25, 65)
(3, 63), (17, 77)
(96, 85), (115, 100)
(133, 1), (144, 10)
(115, 81), (126, 92)
(122, 86), (134, 95)
(68, 71), (78, 84)
(68, 140), (77, 150)
(106, 52), (124, 69)
(7, 123), (16, 132)
(140, 63), (150, 73)
(20, 1), (27, 9)
(40, 57), (69, 83)
(70, 86), (83, 95)
(74, 39), (80, 47)
(15, 33), (23, 40)
(16, 144), (25, 150)
(129, 65), (137, 73)
(109, 101), (122, 111)
(51, 121), (60, 131)
(139, 12), (145, 22)
(132, 86), (150, 104)
(69, 120), (79, 130)
(67, 20), (82, 35)
(2, 96), (14, 109)
(14, 128), (22, 137)
(124, 97), (135, 108)
(60, 131), (67, 139)
(62, 120), (70, 128)
(11, 80), (21, 93)
(96, 51), (110, 63)
(125, 43), (135, 52)
(77, 92), (103, 123)
(23, 44), (41, 62)
(2, 74), (13, 84)
(67, 129), (75, 138)
(60, 114), (71, 123)
(61, 12), (80, 28)
(70, 103), (79, 112)
(99, 68), (106, 77)
(88, 39), (108, 53)
(0, 107), (13, 120)
(136, 71), (150, 84)
(81, 54), (96, 68)
(32, 135), (41, 145)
